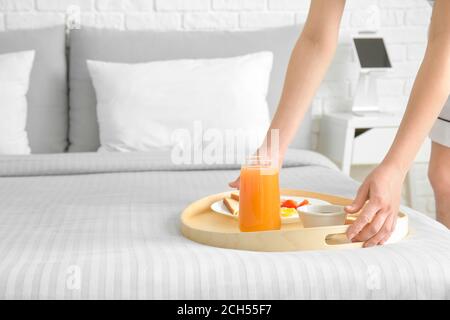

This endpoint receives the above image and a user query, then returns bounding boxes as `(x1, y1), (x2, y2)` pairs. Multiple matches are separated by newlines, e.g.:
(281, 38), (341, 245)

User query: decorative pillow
(0, 51), (35, 154)
(87, 52), (272, 153)
(0, 27), (68, 153)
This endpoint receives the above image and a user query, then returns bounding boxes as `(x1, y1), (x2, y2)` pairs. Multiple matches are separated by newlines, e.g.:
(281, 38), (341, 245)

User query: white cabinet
(318, 112), (431, 174)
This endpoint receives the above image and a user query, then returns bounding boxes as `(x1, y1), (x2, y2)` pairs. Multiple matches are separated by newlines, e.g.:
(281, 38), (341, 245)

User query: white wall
(0, 0), (435, 216)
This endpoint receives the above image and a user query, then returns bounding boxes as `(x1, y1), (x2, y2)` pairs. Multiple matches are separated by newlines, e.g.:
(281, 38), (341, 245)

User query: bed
(1, 24), (449, 300)
(0, 149), (449, 300)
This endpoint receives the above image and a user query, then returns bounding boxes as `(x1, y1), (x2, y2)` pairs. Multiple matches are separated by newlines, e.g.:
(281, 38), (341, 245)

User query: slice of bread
(223, 197), (239, 215)
(230, 192), (239, 201)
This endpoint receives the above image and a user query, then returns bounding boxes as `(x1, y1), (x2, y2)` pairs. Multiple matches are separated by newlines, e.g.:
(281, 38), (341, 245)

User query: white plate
(211, 195), (330, 224)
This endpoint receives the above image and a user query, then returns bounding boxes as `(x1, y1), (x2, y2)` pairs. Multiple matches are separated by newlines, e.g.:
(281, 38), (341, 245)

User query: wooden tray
(181, 189), (409, 252)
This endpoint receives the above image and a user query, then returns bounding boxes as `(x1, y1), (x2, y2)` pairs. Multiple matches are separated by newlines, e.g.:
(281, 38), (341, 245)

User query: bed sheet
(0, 150), (448, 299)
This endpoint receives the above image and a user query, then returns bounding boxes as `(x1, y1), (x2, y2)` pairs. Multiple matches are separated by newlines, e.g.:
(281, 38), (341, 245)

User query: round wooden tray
(181, 189), (409, 252)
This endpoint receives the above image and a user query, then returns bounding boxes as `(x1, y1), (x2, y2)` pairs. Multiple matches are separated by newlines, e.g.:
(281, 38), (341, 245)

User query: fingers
(352, 210), (388, 242)
(345, 183), (369, 214)
(228, 176), (240, 189)
(346, 201), (380, 241)
(363, 213), (396, 247)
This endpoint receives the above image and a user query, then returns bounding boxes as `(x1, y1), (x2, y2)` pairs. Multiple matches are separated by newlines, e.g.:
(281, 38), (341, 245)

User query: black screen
(353, 38), (391, 68)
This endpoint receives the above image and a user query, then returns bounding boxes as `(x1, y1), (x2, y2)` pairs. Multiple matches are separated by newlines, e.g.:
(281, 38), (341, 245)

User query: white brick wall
(212, 0), (266, 11)
(155, 0), (210, 12)
(405, 8), (431, 25)
(81, 12), (124, 29)
(184, 12), (237, 30)
(0, 0), (34, 11)
(36, 0), (94, 12)
(239, 12), (295, 28)
(96, 0), (153, 12)
(125, 13), (181, 30)
(6, 12), (65, 29)
(0, 0), (437, 216)
(268, 0), (311, 11)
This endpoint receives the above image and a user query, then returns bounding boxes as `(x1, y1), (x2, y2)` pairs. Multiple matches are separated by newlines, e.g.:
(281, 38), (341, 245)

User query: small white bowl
(297, 205), (347, 228)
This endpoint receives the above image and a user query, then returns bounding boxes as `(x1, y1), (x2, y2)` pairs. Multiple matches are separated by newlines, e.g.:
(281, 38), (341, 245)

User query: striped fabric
(0, 150), (448, 299)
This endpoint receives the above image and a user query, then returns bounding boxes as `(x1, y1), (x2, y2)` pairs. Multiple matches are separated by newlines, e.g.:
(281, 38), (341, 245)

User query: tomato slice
(281, 199), (298, 209)
(296, 199), (310, 208)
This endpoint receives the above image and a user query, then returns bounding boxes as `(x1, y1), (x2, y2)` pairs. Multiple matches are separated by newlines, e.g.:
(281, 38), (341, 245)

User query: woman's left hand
(345, 163), (406, 247)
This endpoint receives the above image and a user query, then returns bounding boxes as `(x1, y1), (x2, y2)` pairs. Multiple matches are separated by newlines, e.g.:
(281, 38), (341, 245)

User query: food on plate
(222, 193), (311, 218)
(297, 199), (310, 207)
(223, 197), (239, 215)
(230, 191), (240, 201)
(280, 198), (310, 209)
(280, 207), (297, 217)
(230, 193), (309, 210)
(280, 199), (297, 209)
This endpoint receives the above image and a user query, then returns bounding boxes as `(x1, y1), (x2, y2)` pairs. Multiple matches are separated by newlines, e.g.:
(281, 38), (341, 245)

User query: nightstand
(317, 112), (431, 174)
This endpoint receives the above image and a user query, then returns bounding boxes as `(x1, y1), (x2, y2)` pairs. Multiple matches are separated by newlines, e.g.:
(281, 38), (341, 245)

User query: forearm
(265, 36), (338, 157)
(383, 36), (450, 174)
(260, 0), (345, 159)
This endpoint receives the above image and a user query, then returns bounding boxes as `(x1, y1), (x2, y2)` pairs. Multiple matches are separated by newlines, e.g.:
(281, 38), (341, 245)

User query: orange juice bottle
(239, 156), (281, 232)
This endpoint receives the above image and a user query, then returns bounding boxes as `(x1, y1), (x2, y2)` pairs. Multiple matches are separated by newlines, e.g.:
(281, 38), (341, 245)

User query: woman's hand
(345, 163), (406, 247)
(229, 176), (240, 189)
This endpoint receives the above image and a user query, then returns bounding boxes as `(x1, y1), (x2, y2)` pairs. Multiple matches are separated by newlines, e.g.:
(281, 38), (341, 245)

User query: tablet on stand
(352, 34), (392, 117)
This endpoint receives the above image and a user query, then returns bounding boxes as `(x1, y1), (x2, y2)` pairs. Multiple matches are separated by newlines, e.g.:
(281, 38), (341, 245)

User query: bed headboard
(68, 25), (313, 152)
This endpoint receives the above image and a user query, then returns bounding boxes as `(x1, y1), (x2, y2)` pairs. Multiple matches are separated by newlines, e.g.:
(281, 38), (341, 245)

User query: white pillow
(87, 52), (273, 154)
(0, 50), (35, 155)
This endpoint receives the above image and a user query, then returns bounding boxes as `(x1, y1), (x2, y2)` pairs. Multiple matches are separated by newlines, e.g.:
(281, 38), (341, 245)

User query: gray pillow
(69, 26), (312, 152)
(0, 27), (68, 153)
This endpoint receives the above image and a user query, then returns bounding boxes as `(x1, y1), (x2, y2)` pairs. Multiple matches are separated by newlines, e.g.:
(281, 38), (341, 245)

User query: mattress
(0, 149), (448, 299)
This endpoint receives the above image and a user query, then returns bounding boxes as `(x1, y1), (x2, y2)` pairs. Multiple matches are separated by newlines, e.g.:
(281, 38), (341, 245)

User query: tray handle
(316, 224), (363, 248)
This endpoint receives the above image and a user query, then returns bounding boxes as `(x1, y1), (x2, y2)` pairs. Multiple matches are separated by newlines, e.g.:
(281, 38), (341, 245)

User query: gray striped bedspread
(0, 149), (448, 299)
